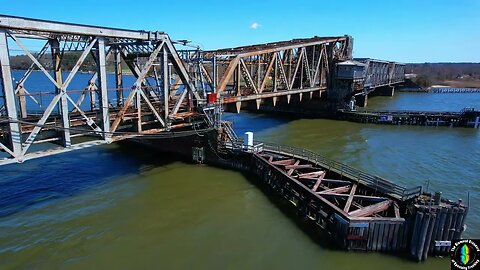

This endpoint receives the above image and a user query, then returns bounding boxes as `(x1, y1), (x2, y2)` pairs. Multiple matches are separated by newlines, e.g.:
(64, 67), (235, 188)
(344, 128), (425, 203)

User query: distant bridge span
(180, 37), (405, 111)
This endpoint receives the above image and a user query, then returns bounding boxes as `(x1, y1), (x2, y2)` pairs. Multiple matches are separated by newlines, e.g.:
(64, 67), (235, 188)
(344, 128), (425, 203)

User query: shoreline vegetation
(406, 63), (480, 89)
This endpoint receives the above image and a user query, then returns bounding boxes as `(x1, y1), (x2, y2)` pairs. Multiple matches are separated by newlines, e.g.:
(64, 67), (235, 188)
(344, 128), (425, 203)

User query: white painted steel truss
(0, 15), (203, 165)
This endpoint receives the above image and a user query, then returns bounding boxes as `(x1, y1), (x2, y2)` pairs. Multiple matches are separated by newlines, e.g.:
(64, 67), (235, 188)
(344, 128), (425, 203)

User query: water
(5, 70), (167, 112)
(0, 92), (479, 269)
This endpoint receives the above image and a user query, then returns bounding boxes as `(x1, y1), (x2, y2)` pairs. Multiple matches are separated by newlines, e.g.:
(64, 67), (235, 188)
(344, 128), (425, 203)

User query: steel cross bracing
(184, 36), (353, 112)
(0, 15), (207, 165)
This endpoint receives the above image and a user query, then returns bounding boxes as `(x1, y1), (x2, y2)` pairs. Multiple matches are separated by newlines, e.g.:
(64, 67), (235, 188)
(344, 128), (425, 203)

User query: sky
(1, 0), (479, 63)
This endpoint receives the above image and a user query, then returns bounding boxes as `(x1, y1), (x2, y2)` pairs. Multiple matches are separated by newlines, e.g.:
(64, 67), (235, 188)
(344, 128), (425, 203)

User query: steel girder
(0, 15), (203, 165)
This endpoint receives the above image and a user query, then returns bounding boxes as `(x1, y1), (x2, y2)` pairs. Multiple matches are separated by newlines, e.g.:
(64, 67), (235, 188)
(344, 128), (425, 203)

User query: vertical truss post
(212, 56), (217, 93)
(162, 47), (169, 125)
(114, 46), (123, 107)
(0, 30), (22, 158)
(50, 38), (71, 147)
(235, 63), (241, 113)
(18, 86), (27, 119)
(136, 88), (142, 131)
(273, 54), (278, 106)
(96, 37), (110, 141)
(89, 85), (96, 110)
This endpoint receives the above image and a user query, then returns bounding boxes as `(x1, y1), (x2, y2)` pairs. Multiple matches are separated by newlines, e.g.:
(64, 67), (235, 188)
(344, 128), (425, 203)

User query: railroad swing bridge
(179, 39), (479, 127)
(179, 36), (406, 111)
(0, 15), (470, 261)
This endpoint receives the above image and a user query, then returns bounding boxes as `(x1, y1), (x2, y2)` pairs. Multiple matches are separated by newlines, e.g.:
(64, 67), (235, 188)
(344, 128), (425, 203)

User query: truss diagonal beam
(8, 32), (62, 89)
(62, 38), (98, 89)
(111, 40), (165, 132)
(21, 93), (63, 155)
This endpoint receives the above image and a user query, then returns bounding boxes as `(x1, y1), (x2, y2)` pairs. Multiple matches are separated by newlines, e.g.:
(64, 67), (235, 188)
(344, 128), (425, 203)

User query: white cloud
(250, 22), (261, 30)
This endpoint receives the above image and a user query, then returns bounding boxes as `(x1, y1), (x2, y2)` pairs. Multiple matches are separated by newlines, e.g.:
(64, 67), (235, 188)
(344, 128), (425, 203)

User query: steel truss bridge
(0, 15), (405, 165)
(180, 38), (405, 112)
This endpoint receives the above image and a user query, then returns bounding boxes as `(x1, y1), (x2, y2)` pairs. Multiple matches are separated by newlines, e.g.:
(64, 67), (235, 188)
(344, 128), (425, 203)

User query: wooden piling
(422, 212), (436, 261)
(416, 213), (431, 261)
(434, 207), (447, 254)
(410, 211), (423, 258)
(441, 207), (454, 254)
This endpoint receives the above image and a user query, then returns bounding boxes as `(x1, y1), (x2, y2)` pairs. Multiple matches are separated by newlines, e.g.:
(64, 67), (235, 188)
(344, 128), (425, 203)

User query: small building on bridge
(336, 60), (366, 80)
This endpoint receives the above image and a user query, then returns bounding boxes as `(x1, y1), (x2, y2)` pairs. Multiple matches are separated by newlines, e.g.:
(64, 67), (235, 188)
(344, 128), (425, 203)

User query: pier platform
(339, 108), (480, 128)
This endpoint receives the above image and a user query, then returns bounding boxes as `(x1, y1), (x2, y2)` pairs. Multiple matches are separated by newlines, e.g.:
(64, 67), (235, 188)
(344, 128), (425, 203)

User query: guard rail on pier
(260, 142), (422, 201)
(222, 139), (421, 202)
(430, 87), (480, 93)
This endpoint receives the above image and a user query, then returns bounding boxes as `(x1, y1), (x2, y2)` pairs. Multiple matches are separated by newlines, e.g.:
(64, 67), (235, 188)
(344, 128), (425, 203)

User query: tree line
(405, 63), (480, 87)
(9, 52), (97, 71)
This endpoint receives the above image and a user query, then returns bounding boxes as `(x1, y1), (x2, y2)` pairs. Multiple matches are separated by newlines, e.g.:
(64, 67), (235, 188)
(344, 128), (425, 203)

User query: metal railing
(259, 142), (422, 201)
(349, 109), (464, 116)
(221, 121), (239, 142)
(430, 87), (480, 93)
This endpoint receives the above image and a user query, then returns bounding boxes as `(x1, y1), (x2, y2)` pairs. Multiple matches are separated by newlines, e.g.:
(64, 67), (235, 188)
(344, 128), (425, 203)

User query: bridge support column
(356, 94), (368, 107)
(0, 30), (22, 159)
(50, 38), (71, 148)
(96, 37), (111, 142)
(376, 86), (395, 96)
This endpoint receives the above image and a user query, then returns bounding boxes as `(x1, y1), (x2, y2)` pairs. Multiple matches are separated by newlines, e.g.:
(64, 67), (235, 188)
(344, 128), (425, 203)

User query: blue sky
(1, 0), (479, 63)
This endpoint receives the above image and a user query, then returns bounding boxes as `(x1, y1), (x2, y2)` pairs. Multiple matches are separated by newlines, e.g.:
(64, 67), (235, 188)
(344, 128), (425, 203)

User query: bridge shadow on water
(0, 141), (180, 218)
(222, 112), (298, 135)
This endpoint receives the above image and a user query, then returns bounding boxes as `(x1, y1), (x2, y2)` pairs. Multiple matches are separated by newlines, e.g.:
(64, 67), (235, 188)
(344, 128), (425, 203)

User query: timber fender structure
(205, 136), (468, 261)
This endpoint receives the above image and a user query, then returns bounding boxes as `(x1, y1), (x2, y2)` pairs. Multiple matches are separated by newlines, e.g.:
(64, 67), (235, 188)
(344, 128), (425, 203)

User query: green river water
(0, 92), (479, 269)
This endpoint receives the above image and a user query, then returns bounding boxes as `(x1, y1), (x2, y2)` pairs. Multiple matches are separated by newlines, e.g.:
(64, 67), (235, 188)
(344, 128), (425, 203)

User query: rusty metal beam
(343, 184), (357, 212)
(208, 36), (349, 56)
(221, 87), (326, 104)
(312, 172), (326, 192)
(349, 200), (392, 217)
(317, 185), (351, 194)
(271, 159), (295, 165)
